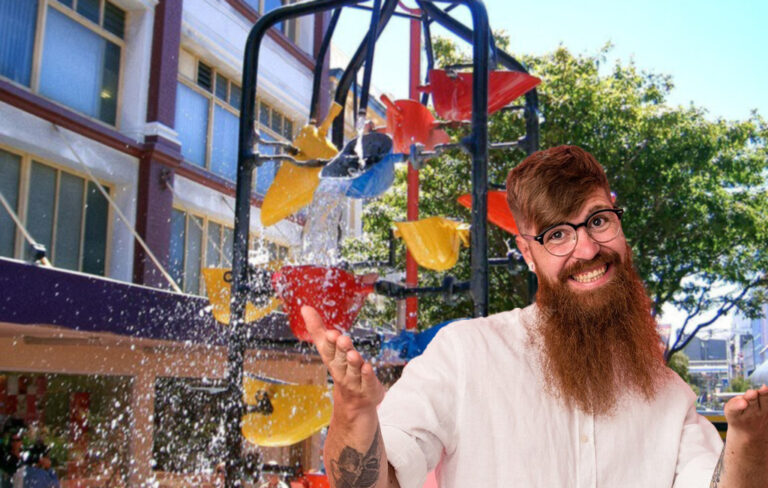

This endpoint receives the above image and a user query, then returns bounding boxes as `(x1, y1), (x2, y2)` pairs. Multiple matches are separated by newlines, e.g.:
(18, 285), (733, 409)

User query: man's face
(516, 189), (627, 295)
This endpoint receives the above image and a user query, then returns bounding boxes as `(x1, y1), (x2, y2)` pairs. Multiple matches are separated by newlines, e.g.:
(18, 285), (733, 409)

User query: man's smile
(570, 263), (609, 283)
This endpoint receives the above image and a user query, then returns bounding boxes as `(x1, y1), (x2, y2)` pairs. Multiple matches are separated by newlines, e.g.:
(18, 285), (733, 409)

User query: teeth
(572, 265), (607, 283)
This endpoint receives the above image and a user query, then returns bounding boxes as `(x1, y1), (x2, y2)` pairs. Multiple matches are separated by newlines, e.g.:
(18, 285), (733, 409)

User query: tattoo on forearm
(710, 443), (725, 488)
(331, 428), (382, 488)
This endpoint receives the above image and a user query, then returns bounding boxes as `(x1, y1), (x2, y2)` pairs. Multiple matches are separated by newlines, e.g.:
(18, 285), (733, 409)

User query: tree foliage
(345, 38), (768, 355)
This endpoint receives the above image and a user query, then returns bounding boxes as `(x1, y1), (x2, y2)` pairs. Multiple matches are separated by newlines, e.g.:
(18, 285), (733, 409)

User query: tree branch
(664, 275), (765, 361)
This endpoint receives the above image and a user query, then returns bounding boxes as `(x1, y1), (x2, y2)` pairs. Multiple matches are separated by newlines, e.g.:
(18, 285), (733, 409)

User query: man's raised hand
(302, 305), (385, 421)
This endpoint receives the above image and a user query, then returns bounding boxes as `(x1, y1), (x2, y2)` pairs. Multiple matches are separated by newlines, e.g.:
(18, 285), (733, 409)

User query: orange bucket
(380, 94), (450, 153)
(457, 190), (519, 234)
(419, 69), (541, 121)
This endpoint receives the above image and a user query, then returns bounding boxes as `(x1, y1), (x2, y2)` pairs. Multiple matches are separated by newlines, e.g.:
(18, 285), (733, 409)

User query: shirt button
(580, 435), (589, 443)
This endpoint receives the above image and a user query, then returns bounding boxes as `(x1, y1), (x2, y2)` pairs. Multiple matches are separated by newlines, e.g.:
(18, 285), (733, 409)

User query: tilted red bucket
(381, 95), (450, 153)
(457, 190), (519, 235)
(420, 69), (541, 121)
(272, 265), (373, 342)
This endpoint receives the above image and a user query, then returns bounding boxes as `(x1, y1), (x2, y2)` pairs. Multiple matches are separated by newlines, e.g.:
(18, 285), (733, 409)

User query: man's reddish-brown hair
(506, 145), (612, 233)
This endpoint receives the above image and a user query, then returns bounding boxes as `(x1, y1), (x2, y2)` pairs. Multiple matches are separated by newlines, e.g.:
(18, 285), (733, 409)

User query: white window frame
(0, 144), (113, 275)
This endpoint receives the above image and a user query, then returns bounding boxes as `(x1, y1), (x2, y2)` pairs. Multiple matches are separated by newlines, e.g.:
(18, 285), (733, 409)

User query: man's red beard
(532, 244), (666, 415)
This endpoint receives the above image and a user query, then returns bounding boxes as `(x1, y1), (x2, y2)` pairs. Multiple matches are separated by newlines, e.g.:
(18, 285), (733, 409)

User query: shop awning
(0, 257), (378, 350)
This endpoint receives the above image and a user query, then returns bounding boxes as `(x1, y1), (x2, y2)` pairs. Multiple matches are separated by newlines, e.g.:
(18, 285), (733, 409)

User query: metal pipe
(310, 8), (342, 121)
(358, 0), (383, 115)
(233, 3), (364, 485)
(331, 0), (399, 147)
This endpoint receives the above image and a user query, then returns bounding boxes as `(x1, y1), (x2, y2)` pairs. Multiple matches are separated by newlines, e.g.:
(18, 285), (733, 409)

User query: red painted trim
(175, 162), (306, 226)
(224, 0), (315, 71)
(0, 79), (142, 157)
(1, 80), (304, 226)
(146, 0), (183, 126)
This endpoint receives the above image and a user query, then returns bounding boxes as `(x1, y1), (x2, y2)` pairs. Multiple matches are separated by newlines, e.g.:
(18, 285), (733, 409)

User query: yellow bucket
(242, 377), (332, 447)
(260, 103), (342, 227)
(393, 217), (470, 271)
(202, 267), (281, 325)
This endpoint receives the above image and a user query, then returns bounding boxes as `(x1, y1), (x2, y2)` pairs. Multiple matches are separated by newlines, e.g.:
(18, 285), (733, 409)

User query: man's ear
(514, 235), (534, 267)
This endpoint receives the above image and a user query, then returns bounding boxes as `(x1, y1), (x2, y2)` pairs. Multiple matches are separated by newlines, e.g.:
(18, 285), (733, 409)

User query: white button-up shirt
(379, 305), (722, 488)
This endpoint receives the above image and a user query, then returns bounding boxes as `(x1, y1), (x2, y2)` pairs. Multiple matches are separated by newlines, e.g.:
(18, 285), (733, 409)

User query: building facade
(0, 0), (358, 485)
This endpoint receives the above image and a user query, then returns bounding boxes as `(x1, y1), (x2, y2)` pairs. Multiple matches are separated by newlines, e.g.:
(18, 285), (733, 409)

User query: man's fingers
(344, 348), (365, 385)
(302, 305), (326, 344)
(302, 306), (339, 365)
(360, 362), (384, 403)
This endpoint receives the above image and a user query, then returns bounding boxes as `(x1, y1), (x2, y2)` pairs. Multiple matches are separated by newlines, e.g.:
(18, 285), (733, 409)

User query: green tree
(727, 376), (754, 393)
(345, 40), (768, 355)
(666, 352), (700, 396)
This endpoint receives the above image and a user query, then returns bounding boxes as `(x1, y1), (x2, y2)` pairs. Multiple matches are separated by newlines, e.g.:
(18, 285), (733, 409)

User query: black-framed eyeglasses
(521, 208), (624, 256)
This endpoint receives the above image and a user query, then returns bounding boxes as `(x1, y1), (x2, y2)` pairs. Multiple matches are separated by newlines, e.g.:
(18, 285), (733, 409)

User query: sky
(331, 0), (767, 121)
(330, 0), (768, 333)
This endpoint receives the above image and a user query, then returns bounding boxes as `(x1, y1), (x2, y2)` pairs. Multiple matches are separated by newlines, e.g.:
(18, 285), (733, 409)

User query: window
(242, 0), (298, 42)
(0, 372), (132, 486)
(168, 208), (289, 295)
(0, 147), (110, 276)
(0, 0), (126, 125)
(168, 208), (235, 295)
(175, 51), (295, 191)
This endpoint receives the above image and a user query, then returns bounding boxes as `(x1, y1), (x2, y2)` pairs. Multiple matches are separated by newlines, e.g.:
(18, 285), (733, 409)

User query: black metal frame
(227, 1), (539, 484)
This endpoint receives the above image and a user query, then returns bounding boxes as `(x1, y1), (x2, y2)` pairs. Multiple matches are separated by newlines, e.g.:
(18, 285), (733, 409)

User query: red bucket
(420, 69), (541, 121)
(457, 190), (519, 235)
(272, 265), (373, 342)
(381, 95), (450, 153)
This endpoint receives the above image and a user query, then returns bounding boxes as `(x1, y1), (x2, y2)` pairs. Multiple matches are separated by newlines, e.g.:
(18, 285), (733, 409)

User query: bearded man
(303, 145), (768, 488)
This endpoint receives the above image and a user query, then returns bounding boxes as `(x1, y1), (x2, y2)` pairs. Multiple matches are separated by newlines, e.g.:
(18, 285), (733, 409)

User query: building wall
(1, 0), (337, 484)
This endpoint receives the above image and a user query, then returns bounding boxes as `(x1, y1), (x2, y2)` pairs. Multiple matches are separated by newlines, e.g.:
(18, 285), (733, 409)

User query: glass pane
(215, 73), (228, 101)
(206, 222), (221, 267)
(57, 0), (74, 7)
(76, 0), (100, 24)
(229, 84), (242, 109)
(26, 162), (56, 261)
(211, 105), (238, 181)
(259, 103), (270, 127)
(255, 133), (277, 195)
(98, 40), (120, 125)
(197, 62), (212, 92)
(82, 182), (108, 275)
(168, 209), (186, 288)
(222, 227), (233, 266)
(0, 149), (21, 257)
(153, 377), (227, 473)
(40, 8), (106, 122)
(264, 0), (283, 31)
(184, 216), (203, 295)
(175, 83), (209, 167)
(270, 111), (283, 135)
(103, 2), (125, 38)
(54, 172), (85, 270)
(0, 0), (38, 86)
(282, 119), (293, 140)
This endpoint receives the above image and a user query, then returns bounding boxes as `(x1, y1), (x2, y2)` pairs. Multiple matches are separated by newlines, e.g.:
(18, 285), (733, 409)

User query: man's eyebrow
(585, 204), (612, 215)
(537, 204), (613, 232)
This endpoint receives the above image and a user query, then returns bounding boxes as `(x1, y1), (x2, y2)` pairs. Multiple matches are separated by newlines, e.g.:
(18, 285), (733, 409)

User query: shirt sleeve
(377, 326), (463, 488)
(672, 400), (723, 488)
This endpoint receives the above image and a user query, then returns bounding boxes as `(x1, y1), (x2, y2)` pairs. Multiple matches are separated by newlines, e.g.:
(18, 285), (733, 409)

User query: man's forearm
(323, 412), (399, 488)
(710, 439), (766, 488)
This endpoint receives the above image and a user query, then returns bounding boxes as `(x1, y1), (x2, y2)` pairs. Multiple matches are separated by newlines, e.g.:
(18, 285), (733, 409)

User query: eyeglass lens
(542, 210), (621, 255)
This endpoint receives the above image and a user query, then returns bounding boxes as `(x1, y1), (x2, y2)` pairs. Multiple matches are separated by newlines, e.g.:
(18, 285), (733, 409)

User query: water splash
(299, 190), (346, 266)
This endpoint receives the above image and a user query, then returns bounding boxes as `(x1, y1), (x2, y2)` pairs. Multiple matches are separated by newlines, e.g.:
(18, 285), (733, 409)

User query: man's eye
(590, 216), (606, 228)
(544, 229), (567, 243)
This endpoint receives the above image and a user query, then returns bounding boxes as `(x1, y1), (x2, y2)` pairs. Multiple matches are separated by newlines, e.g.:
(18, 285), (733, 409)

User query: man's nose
(570, 226), (600, 260)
